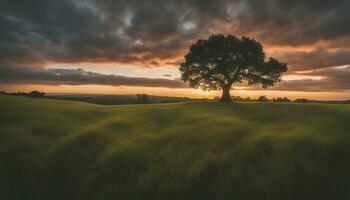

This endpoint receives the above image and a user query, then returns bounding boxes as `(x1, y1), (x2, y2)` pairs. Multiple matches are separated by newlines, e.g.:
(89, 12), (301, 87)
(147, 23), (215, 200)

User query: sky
(0, 0), (349, 100)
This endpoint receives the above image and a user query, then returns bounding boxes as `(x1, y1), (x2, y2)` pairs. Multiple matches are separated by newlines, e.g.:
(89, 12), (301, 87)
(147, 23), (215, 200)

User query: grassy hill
(1, 95), (350, 200)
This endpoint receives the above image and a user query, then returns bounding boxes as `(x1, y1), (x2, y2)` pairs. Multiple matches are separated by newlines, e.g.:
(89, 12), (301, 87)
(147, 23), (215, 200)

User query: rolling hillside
(1, 95), (350, 200)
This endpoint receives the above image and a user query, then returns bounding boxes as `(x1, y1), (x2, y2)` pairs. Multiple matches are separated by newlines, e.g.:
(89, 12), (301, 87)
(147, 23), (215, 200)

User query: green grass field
(1, 95), (350, 200)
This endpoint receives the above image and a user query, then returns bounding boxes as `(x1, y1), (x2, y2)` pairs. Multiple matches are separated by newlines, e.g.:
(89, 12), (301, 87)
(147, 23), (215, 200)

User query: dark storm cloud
(0, 0), (100, 44)
(1, 0), (347, 64)
(0, 0), (102, 65)
(272, 49), (350, 71)
(0, 66), (186, 88)
(235, 0), (350, 46)
(270, 66), (350, 92)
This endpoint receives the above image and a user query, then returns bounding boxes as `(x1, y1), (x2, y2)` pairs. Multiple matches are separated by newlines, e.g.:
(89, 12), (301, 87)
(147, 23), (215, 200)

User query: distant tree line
(232, 95), (293, 103)
(0, 91), (45, 98)
(215, 95), (349, 104)
(214, 95), (290, 102)
(136, 94), (150, 104)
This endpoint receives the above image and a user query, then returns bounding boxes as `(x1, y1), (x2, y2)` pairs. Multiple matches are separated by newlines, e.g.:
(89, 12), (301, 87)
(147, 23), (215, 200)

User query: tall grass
(1, 95), (350, 200)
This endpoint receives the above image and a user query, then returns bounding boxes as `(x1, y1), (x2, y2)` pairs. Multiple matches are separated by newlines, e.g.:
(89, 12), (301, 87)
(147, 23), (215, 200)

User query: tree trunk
(220, 85), (232, 103)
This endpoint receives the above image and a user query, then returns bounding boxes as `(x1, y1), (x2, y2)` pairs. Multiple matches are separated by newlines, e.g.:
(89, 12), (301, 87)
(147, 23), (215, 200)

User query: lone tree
(180, 34), (288, 102)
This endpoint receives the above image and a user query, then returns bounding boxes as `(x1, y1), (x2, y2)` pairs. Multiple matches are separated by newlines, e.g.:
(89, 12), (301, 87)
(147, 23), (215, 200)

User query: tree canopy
(179, 34), (288, 102)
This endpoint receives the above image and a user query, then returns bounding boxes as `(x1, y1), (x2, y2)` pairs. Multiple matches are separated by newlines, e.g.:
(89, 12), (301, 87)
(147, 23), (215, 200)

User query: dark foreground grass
(1, 95), (350, 200)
